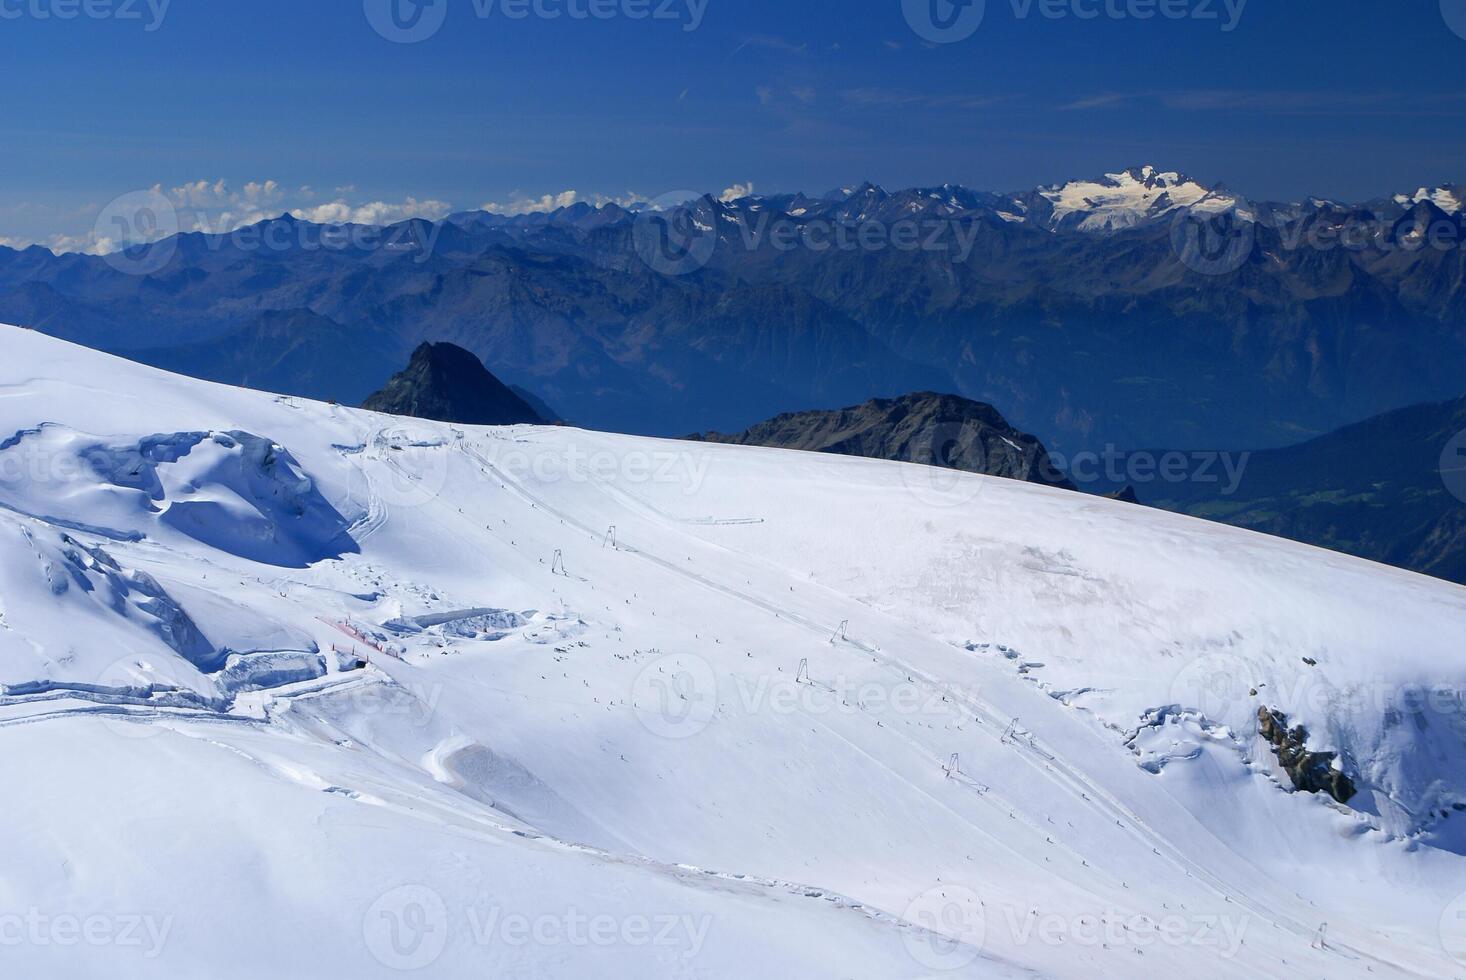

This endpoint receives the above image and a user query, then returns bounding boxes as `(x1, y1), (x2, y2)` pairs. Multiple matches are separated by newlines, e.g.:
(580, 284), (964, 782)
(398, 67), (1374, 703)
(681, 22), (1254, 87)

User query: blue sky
(3, 0), (1465, 249)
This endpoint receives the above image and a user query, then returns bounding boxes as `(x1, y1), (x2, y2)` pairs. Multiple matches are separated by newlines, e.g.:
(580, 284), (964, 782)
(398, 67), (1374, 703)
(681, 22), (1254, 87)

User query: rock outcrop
(1257, 707), (1357, 804)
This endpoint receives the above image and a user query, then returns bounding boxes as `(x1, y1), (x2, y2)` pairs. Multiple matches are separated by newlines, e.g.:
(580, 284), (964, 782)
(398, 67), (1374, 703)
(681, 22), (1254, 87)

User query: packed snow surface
(1, 326), (1465, 978)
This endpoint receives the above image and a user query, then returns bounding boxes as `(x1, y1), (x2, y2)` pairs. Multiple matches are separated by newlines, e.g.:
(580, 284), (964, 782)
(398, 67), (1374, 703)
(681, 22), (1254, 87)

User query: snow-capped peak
(1038, 165), (1237, 233)
(1392, 185), (1463, 213)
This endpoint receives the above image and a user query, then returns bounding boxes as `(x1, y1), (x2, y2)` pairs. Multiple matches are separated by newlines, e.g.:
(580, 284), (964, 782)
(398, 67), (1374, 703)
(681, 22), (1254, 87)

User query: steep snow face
(1038, 165), (1238, 232)
(1, 326), (1465, 979)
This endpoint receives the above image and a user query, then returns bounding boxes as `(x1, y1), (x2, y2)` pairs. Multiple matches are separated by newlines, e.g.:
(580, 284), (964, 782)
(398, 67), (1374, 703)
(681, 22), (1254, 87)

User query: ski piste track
(0, 644), (1015, 975)
(3, 411), (1452, 977)
(445, 432), (1414, 975)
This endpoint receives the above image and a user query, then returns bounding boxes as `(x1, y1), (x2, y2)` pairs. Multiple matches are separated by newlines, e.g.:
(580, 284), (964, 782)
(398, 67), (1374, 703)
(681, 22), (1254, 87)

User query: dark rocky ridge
(695, 392), (1076, 491)
(362, 343), (544, 426)
(1258, 707), (1357, 805)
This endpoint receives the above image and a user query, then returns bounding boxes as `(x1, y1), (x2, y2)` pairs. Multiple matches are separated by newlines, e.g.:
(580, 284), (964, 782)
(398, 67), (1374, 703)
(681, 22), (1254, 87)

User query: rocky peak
(361, 342), (544, 426)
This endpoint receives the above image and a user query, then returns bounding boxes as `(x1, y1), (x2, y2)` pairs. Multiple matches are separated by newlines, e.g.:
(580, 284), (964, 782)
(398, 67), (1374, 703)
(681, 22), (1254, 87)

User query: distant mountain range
(3, 166), (1464, 454)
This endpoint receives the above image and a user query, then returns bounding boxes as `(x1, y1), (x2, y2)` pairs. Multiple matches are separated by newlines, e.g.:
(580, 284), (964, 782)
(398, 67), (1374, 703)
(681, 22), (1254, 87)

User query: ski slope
(1, 325), (1464, 978)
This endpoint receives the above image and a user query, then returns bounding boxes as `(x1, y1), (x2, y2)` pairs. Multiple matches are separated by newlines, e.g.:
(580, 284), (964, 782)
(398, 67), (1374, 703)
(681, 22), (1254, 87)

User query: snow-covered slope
(2, 326), (1465, 978)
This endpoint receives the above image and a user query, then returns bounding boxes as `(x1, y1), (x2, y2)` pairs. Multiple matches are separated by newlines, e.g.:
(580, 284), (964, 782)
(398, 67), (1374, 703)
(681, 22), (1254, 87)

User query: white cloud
(157, 179), (448, 230)
(1, 181), (701, 255)
(290, 196), (453, 226)
(9, 232), (110, 255)
(719, 182), (755, 202)
(480, 190), (646, 217)
(163, 178), (286, 211)
(482, 190), (583, 216)
(1, 180), (461, 256)
(51, 232), (108, 255)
